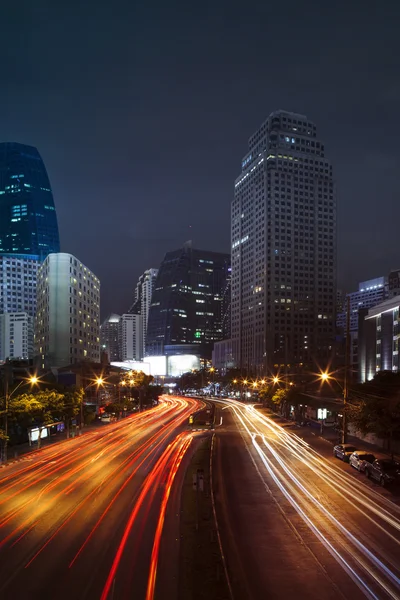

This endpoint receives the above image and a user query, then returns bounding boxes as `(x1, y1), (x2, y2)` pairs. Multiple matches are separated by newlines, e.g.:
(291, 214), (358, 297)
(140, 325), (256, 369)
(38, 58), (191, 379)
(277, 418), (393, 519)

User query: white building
(231, 110), (336, 371)
(0, 312), (33, 360)
(129, 268), (158, 357)
(118, 314), (143, 361)
(35, 253), (100, 369)
(336, 276), (387, 369)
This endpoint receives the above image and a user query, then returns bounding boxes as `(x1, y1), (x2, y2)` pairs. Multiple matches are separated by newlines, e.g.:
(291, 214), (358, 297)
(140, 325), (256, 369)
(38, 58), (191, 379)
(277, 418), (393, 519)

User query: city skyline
(1, 2), (399, 317)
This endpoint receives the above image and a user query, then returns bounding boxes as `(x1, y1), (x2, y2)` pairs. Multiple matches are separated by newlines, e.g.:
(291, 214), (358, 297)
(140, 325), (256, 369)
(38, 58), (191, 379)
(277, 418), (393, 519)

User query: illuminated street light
(243, 379), (248, 385)
(320, 371), (330, 382)
(30, 375), (39, 385)
(261, 379), (266, 385)
(233, 379), (238, 384)
(96, 377), (104, 386)
(273, 377), (279, 384)
(252, 382), (258, 388)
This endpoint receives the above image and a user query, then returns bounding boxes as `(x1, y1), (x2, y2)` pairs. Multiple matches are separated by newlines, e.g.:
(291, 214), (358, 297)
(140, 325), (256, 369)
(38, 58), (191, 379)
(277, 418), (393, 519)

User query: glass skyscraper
(0, 142), (60, 259)
(146, 244), (230, 359)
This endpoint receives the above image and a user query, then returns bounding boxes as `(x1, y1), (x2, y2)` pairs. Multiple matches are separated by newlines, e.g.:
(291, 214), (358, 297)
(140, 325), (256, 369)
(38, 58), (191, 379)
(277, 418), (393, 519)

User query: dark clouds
(1, 1), (399, 315)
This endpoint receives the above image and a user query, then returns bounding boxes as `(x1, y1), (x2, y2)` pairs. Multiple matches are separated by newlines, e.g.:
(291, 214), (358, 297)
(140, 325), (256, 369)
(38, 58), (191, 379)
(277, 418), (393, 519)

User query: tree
(10, 390), (65, 448)
(348, 393), (400, 457)
(120, 370), (154, 410)
(63, 389), (84, 437)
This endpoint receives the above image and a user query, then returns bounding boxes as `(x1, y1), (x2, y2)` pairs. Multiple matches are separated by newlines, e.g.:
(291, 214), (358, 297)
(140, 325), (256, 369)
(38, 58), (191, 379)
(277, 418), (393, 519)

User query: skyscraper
(0, 143), (60, 259)
(129, 268), (158, 357)
(146, 244), (230, 359)
(35, 253), (100, 369)
(100, 313), (121, 362)
(118, 314), (143, 362)
(231, 110), (336, 371)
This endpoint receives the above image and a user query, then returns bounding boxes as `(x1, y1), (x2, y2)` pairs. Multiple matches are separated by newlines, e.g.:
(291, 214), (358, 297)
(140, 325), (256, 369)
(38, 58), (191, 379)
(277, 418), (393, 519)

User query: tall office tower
(0, 143), (60, 259)
(231, 110), (336, 371)
(100, 314), (121, 362)
(146, 244), (230, 360)
(118, 314), (143, 362)
(129, 268), (158, 356)
(0, 313), (33, 361)
(35, 253), (100, 369)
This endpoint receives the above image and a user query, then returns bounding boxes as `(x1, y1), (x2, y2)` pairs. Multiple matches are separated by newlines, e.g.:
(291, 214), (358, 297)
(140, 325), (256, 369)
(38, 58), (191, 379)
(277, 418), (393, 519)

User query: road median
(178, 433), (231, 600)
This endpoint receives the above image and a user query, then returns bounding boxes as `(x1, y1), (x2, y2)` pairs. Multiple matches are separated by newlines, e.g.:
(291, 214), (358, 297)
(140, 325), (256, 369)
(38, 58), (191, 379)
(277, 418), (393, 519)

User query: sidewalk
(1, 417), (121, 467)
(257, 406), (400, 462)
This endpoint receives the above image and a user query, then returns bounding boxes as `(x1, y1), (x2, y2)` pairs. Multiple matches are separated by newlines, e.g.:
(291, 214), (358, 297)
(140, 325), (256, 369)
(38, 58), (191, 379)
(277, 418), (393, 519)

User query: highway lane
(213, 399), (400, 600)
(0, 396), (201, 600)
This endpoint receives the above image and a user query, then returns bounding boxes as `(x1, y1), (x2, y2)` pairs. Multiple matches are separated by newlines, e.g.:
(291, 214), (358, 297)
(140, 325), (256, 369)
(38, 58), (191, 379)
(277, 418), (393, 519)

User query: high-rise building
(118, 314), (143, 361)
(0, 313), (33, 361)
(35, 253), (100, 369)
(146, 244), (230, 359)
(0, 143), (60, 259)
(231, 110), (336, 371)
(336, 276), (387, 371)
(0, 255), (39, 360)
(0, 255), (39, 317)
(129, 268), (158, 356)
(100, 313), (121, 362)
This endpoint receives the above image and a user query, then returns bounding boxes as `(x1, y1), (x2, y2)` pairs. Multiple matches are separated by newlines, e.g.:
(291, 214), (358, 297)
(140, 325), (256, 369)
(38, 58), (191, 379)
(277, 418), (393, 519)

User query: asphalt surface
(212, 400), (400, 600)
(0, 396), (201, 600)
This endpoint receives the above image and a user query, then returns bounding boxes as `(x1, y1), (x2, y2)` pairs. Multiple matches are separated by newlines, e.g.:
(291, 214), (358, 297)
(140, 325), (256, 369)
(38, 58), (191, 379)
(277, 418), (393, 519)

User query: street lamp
(81, 377), (105, 431)
(273, 377), (279, 384)
(319, 370), (347, 443)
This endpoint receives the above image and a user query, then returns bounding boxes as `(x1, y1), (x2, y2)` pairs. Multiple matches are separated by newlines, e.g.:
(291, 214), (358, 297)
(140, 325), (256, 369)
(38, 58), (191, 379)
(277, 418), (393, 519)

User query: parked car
(333, 444), (358, 462)
(365, 459), (400, 486)
(349, 451), (376, 472)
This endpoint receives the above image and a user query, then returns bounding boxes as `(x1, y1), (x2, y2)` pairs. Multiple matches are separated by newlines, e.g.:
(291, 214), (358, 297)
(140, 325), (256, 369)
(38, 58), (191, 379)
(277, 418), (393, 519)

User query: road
(213, 399), (400, 600)
(0, 396), (201, 600)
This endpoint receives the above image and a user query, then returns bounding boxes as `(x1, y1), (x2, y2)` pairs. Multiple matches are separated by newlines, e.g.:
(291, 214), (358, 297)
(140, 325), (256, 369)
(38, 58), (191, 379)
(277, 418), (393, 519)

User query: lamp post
(81, 377), (104, 431)
(209, 367), (216, 396)
(2, 374), (38, 462)
(319, 370), (347, 442)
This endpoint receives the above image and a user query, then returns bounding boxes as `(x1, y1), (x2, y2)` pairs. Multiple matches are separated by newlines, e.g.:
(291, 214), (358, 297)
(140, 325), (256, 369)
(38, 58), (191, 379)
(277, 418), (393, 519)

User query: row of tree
(0, 370), (164, 452)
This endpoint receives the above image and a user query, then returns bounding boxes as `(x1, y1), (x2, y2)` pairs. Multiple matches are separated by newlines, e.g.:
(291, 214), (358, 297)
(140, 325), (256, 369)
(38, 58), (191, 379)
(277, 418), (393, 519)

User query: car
(365, 459), (400, 486)
(349, 451), (376, 472)
(333, 444), (358, 462)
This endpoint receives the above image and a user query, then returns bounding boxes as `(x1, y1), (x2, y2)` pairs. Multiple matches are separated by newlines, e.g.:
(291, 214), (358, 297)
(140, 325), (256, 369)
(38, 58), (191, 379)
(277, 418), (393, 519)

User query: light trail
(145, 435), (192, 600)
(216, 398), (400, 600)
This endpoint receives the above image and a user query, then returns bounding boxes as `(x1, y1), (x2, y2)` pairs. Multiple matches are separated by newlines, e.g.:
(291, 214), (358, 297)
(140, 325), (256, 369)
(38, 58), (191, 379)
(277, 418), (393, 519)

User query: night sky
(2, 2), (399, 317)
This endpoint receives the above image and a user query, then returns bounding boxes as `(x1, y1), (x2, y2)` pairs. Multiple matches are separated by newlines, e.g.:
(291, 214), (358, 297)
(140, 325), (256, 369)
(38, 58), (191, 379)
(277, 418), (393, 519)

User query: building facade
(336, 276), (387, 372)
(0, 312), (33, 361)
(35, 253), (100, 369)
(146, 244), (230, 359)
(118, 314), (143, 361)
(100, 313), (121, 362)
(0, 255), (40, 317)
(388, 269), (400, 298)
(231, 110), (336, 371)
(0, 143), (60, 259)
(359, 296), (400, 382)
(129, 268), (158, 357)
(0, 255), (39, 360)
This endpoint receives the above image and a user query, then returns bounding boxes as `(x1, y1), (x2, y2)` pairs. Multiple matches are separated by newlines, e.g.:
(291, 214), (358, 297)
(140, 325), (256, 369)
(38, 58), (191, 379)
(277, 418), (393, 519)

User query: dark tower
(0, 143), (60, 259)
